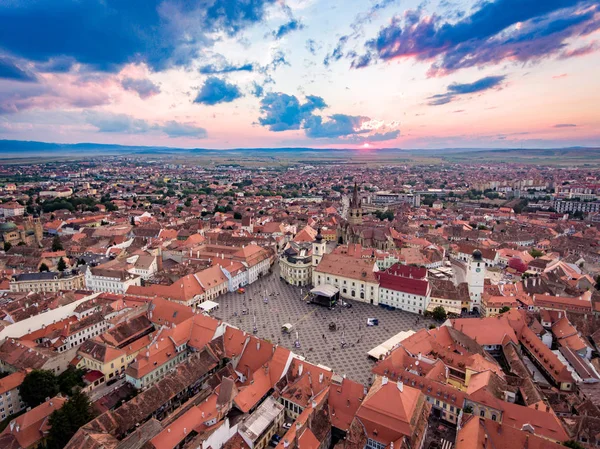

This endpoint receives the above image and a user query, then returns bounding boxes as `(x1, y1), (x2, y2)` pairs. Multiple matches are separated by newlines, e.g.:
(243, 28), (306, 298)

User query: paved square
(214, 263), (435, 385)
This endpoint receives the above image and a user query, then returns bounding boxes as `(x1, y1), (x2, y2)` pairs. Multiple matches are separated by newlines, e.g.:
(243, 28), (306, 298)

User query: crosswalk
(441, 439), (453, 449)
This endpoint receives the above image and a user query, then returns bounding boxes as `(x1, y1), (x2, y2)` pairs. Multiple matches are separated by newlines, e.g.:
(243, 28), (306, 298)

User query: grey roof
(13, 270), (80, 282)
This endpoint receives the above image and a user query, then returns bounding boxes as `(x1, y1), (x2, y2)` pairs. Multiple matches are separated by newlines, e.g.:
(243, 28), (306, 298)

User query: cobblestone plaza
(214, 263), (436, 385)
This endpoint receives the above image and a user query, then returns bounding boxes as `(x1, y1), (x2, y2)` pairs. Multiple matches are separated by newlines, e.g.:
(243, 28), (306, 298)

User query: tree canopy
(51, 235), (63, 252)
(20, 370), (59, 408)
(432, 306), (447, 321)
(47, 390), (94, 449)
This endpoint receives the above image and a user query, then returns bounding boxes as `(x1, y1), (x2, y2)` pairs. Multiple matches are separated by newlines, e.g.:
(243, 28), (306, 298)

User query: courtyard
(214, 263), (435, 385)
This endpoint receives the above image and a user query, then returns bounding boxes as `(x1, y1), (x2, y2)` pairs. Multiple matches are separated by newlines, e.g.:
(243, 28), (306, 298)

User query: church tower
(312, 228), (326, 268)
(467, 249), (486, 312)
(348, 183), (363, 226)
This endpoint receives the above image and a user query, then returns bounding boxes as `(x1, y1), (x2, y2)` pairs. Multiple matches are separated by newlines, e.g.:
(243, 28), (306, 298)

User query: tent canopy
(199, 300), (219, 312)
(310, 285), (339, 298)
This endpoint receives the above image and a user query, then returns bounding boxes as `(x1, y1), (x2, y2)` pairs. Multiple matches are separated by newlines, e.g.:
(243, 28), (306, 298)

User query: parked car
(237, 287), (245, 294)
(367, 318), (379, 326)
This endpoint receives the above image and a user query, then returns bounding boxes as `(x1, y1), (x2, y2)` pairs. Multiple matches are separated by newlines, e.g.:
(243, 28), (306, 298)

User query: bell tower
(467, 249), (486, 311)
(312, 228), (326, 268)
(348, 183), (363, 226)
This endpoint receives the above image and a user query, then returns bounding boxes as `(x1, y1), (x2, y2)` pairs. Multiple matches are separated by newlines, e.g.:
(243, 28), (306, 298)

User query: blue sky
(0, 0), (599, 149)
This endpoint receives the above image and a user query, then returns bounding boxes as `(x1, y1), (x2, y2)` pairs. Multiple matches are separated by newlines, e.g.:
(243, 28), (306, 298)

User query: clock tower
(467, 249), (485, 312)
(312, 228), (326, 268)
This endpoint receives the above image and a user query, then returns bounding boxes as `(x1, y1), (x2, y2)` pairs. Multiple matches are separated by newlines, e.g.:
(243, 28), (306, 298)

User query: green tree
(563, 441), (585, 449)
(57, 257), (67, 271)
(234, 212), (242, 219)
(432, 306), (447, 321)
(499, 306), (511, 314)
(51, 235), (63, 252)
(104, 201), (118, 212)
(39, 263), (50, 272)
(47, 390), (94, 449)
(20, 370), (59, 407)
(58, 367), (85, 395)
(529, 248), (544, 258)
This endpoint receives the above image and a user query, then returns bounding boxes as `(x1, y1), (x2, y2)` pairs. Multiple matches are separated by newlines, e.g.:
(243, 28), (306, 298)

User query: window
(492, 414), (497, 421)
(480, 410), (485, 417)
(366, 439), (386, 449)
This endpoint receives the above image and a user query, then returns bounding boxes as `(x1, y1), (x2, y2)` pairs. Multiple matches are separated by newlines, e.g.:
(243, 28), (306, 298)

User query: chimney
(382, 376), (388, 385)
(397, 381), (404, 392)
(312, 400), (317, 409)
(298, 364), (303, 376)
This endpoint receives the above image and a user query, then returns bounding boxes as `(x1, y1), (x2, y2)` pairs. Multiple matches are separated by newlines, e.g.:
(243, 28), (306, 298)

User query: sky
(0, 0), (599, 150)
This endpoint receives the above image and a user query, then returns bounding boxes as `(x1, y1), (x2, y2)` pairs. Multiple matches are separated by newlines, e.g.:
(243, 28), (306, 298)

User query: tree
(58, 367), (85, 395)
(47, 390), (94, 449)
(463, 405), (473, 414)
(57, 257), (67, 272)
(20, 370), (59, 408)
(3, 241), (11, 252)
(529, 248), (544, 258)
(39, 263), (50, 272)
(563, 441), (585, 449)
(499, 306), (511, 314)
(234, 212), (242, 220)
(51, 235), (63, 252)
(432, 306), (447, 322)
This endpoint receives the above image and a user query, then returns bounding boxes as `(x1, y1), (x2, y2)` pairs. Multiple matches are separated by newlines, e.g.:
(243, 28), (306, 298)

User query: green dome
(0, 222), (18, 232)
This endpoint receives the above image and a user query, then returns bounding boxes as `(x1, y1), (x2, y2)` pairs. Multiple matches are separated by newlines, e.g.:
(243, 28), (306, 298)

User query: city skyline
(1, 0), (599, 149)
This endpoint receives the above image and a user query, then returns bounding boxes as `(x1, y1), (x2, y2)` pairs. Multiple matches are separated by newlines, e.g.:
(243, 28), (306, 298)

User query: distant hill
(0, 139), (598, 165)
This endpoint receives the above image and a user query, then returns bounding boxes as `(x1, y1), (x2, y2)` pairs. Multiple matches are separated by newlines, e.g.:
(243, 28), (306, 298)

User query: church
(339, 183), (395, 251)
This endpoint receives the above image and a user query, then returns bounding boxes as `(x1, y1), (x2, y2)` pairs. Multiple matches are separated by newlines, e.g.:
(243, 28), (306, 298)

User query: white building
(85, 267), (141, 294)
(312, 253), (380, 305)
(0, 202), (25, 217)
(377, 265), (431, 315)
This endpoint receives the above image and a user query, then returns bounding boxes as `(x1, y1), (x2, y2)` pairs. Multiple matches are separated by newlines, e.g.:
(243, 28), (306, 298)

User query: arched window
(480, 410), (485, 417)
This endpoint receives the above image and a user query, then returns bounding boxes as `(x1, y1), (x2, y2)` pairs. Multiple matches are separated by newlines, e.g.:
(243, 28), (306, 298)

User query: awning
(310, 285), (339, 298)
(199, 300), (219, 312)
(367, 330), (416, 359)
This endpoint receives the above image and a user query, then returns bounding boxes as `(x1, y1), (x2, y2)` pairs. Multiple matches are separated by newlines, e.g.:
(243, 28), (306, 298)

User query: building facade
(9, 270), (85, 293)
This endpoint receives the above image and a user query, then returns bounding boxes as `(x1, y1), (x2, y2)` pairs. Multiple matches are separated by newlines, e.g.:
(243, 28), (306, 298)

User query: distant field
(441, 148), (600, 166)
(0, 139), (598, 166)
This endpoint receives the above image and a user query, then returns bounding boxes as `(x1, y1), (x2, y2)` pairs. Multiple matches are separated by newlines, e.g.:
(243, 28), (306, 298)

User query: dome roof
(0, 222), (17, 232)
(472, 249), (483, 260)
(315, 227), (323, 242)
